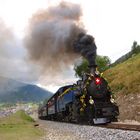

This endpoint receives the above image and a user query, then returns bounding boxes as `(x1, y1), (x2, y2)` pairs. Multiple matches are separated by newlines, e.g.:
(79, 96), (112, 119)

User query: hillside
(112, 41), (140, 66)
(0, 76), (52, 103)
(104, 54), (140, 121)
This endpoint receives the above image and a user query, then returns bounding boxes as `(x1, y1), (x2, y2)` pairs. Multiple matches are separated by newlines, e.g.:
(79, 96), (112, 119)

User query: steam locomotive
(38, 69), (119, 124)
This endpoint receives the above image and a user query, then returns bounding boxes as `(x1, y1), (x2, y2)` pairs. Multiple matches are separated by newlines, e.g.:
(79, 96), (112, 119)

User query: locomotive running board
(93, 118), (109, 124)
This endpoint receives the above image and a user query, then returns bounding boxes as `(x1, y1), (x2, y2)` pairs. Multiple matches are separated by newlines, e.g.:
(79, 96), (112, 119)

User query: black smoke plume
(73, 33), (97, 72)
(25, 1), (97, 82)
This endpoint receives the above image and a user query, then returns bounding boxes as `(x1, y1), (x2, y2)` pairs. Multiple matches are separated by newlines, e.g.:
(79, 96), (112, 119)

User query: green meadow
(0, 110), (43, 140)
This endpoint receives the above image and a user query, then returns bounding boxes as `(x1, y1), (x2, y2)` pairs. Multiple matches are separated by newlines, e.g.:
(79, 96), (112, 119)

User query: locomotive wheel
(86, 106), (94, 125)
(72, 100), (81, 123)
(64, 104), (73, 122)
(111, 117), (118, 122)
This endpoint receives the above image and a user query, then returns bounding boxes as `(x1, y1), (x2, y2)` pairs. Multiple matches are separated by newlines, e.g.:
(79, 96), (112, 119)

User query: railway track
(38, 120), (140, 140)
(38, 119), (140, 132)
(100, 123), (140, 132)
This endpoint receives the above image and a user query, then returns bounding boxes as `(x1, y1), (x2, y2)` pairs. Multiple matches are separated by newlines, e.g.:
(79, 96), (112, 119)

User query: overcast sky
(0, 0), (140, 92)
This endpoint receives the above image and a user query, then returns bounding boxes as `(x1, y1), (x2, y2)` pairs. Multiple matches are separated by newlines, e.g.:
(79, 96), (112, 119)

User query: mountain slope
(0, 77), (52, 103)
(104, 54), (140, 122)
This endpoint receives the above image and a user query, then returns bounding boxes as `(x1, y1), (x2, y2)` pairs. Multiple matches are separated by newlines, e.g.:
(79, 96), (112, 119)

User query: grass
(0, 110), (43, 140)
(104, 53), (140, 95)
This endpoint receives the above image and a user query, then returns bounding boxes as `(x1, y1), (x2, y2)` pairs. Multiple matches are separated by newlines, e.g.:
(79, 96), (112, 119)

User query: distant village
(0, 103), (38, 118)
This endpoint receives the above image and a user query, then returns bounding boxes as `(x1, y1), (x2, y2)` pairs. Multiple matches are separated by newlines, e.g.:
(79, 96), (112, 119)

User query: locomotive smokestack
(74, 33), (97, 74)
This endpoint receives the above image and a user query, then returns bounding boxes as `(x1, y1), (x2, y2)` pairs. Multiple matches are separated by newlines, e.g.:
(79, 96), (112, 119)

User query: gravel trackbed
(38, 120), (140, 140)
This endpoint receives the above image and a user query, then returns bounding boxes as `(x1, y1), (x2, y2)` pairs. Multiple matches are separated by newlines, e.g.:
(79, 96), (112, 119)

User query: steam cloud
(25, 2), (86, 74)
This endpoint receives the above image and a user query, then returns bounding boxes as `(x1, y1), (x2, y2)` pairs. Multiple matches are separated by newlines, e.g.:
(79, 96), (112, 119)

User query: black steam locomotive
(38, 70), (119, 124)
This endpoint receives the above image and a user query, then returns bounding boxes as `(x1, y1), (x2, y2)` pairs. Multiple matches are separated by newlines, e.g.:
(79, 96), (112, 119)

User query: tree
(131, 41), (137, 54)
(74, 55), (111, 78)
(131, 41), (140, 54)
(74, 58), (89, 78)
(96, 55), (111, 72)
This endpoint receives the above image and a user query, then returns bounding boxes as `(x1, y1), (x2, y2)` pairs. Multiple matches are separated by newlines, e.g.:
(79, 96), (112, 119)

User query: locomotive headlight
(89, 96), (94, 105)
(89, 99), (94, 104)
(110, 98), (115, 103)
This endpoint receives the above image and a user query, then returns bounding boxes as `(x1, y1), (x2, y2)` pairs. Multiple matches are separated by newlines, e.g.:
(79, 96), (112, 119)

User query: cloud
(0, 19), (40, 83)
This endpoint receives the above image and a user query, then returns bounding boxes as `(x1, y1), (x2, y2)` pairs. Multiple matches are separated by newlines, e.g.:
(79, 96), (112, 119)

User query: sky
(0, 0), (140, 92)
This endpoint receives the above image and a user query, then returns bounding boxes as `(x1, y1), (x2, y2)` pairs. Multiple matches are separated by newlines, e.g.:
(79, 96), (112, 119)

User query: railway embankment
(104, 54), (140, 122)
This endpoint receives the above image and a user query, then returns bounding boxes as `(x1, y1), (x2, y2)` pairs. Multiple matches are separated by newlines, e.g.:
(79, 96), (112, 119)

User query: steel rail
(99, 123), (140, 132)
